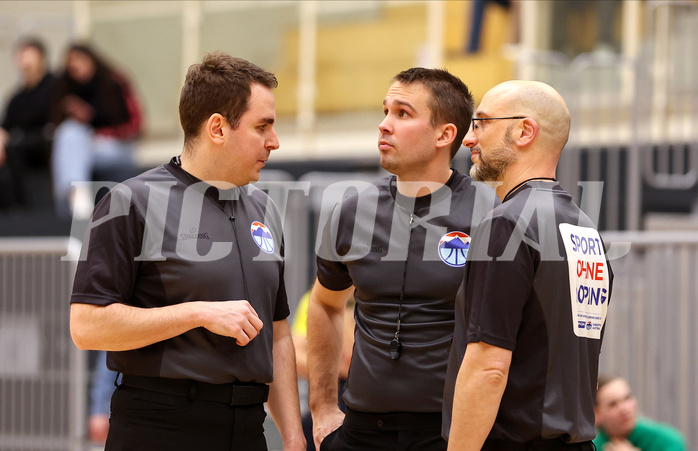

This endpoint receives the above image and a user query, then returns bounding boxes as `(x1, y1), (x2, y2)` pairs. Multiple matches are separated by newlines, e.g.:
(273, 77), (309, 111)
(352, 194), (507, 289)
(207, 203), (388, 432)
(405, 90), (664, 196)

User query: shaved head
(481, 80), (571, 156)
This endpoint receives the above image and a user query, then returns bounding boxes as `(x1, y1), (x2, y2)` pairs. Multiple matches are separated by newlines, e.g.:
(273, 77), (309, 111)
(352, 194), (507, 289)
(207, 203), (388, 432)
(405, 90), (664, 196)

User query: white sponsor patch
(559, 223), (609, 339)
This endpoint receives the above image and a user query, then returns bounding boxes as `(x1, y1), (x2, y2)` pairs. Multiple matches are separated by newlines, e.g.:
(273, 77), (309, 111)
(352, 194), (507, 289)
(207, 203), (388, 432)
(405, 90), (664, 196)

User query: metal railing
(516, 1), (698, 230)
(601, 231), (698, 450)
(1, 212), (698, 450)
(0, 238), (85, 451)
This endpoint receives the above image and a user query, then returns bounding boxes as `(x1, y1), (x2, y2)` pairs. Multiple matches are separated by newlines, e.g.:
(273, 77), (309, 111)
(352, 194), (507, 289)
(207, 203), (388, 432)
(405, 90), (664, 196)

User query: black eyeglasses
(471, 116), (526, 131)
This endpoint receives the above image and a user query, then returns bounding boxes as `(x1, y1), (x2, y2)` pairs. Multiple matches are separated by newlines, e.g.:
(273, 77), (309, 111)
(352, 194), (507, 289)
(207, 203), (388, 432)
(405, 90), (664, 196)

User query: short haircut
(393, 67), (474, 160)
(179, 52), (278, 151)
(16, 37), (47, 59)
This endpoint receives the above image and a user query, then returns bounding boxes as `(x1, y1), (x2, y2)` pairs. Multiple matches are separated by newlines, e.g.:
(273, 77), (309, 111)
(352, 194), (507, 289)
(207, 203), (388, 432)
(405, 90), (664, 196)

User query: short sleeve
(272, 263), (290, 321)
(266, 197), (290, 322)
(463, 215), (534, 350)
(316, 203), (353, 291)
(70, 186), (143, 306)
(317, 256), (353, 291)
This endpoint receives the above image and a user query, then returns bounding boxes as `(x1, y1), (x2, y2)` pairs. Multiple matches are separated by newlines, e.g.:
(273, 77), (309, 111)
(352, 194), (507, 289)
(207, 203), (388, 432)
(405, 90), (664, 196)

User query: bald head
(483, 80), (571, 155)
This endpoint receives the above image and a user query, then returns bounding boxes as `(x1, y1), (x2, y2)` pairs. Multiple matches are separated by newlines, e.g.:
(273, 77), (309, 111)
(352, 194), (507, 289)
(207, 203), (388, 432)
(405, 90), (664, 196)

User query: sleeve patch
(558, 223), (610, 339)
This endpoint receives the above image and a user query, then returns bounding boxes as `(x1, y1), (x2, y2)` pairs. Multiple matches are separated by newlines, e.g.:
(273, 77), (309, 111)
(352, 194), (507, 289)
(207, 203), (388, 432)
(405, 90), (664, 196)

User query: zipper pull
(409, 213), (414, 225)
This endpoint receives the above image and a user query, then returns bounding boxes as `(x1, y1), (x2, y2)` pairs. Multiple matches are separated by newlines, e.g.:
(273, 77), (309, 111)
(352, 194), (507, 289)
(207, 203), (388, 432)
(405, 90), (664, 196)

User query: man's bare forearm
(448, 342), (512, 450)
(70, 299), (262, 351)
(307, 282), (352, 413)
(268, 320), (306, 450)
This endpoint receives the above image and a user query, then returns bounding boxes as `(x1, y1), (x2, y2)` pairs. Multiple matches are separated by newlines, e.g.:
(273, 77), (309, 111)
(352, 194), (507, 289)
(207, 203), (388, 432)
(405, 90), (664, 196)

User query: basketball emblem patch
(250, 221), (275, 254)
(438, 231), (470, 267)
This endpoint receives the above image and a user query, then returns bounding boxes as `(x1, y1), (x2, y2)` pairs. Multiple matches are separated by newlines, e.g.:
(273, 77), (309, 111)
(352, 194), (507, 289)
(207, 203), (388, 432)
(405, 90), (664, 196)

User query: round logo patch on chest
(250, 221), (275, 254)
(438, 231), (470, 267)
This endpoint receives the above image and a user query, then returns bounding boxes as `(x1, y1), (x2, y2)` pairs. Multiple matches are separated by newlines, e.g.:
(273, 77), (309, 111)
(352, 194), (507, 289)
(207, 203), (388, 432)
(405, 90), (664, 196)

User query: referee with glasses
(444, 80), (613, 450)
(69, 52), (305, 450)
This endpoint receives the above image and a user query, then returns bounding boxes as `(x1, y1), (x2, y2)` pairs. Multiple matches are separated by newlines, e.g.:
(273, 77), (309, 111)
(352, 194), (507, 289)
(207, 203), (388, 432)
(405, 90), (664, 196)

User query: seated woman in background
(50, 43), (142, 218)
(594, 375), (686, 451)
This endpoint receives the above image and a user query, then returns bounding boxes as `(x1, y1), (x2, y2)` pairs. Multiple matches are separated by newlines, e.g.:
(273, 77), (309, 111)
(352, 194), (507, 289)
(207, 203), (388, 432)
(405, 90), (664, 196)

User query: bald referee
(69, 53), (304, 450)
(444, 81), (613, 450)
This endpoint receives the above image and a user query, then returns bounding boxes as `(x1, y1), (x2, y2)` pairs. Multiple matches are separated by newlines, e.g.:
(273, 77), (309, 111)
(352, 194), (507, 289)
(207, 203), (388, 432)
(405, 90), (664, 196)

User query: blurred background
(0, 1), (697, 450)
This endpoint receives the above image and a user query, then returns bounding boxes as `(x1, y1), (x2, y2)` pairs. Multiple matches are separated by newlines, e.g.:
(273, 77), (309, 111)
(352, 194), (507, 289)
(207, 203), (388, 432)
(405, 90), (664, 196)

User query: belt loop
(188, 380), (197, 401)
(114, 372), (122, 388)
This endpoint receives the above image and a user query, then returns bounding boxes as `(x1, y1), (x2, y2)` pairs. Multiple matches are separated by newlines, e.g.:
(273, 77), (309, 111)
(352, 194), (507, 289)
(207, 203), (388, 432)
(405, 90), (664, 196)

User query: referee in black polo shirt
(69, 53), (305, 450)
(307, 68), (496, 450)
(444, 80), (613, 450)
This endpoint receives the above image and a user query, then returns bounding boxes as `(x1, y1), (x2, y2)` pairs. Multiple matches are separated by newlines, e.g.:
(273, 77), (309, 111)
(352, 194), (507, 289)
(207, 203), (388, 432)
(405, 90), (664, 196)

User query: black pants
(105, 385), (268, 451)
(320, 408), (447, 451)
(482, 438), (595, 451)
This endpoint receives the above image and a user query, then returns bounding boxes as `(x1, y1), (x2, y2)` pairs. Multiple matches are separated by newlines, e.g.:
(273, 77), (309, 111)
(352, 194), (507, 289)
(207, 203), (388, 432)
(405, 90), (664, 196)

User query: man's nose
(462, 129), (477, 148)
(379, 115), (392, 135)
(266, 127), (280, 151)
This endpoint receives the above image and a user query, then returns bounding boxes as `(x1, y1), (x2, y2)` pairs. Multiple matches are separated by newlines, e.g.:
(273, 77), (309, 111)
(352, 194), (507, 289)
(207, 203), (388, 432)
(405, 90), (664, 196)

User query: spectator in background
(50, 43), (143, 218)
(0, 37), (56, 210)
(88, 351), (117, 444)
(594, 375), (686, 451)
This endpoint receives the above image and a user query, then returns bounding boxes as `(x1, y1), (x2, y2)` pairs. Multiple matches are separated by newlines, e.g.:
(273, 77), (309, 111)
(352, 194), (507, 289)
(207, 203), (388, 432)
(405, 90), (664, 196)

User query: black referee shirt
(71, 158), (289, 384)
(317, 170), (497, 413)
(443, 181), (613, 443)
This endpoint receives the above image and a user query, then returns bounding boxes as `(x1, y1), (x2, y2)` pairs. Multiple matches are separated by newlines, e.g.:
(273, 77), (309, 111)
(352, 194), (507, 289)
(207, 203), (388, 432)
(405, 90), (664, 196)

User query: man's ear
(205, 113), (226, 145)
(435, 123), (457, 149)
(515, 117), (539, 147)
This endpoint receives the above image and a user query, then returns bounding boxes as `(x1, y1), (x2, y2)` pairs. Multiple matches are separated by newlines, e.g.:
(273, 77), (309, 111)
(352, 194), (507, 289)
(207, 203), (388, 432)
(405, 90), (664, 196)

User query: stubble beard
(469, 131), (518, 182)
(469, 147), (516, 182)
(379, 153), (394, 173)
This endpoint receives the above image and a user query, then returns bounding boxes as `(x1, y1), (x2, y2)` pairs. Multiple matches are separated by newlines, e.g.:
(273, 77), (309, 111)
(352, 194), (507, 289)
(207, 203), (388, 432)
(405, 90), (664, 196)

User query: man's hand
(200, 300), (263, 346)
(604, 439), (640, 451)
(312, 405), (345, 450)
(71, 300), (264, 352)
(88, 413), (110, 443)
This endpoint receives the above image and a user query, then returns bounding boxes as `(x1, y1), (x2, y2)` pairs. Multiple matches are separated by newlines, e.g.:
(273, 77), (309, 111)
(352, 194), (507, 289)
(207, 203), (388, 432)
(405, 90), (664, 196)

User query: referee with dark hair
(69, 52), (305, 451)
(307, 67), (496, 451)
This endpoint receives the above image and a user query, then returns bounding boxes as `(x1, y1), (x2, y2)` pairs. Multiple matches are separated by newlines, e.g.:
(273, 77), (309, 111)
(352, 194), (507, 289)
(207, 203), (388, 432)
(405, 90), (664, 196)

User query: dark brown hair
(179, 52), (278, 151)
(51, 43), (131, 127)
(393, 67), (474, 160)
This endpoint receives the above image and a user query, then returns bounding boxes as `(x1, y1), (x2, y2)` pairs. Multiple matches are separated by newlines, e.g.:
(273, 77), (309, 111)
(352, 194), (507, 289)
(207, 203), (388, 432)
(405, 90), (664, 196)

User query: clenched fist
(201, 300), (264, 346)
